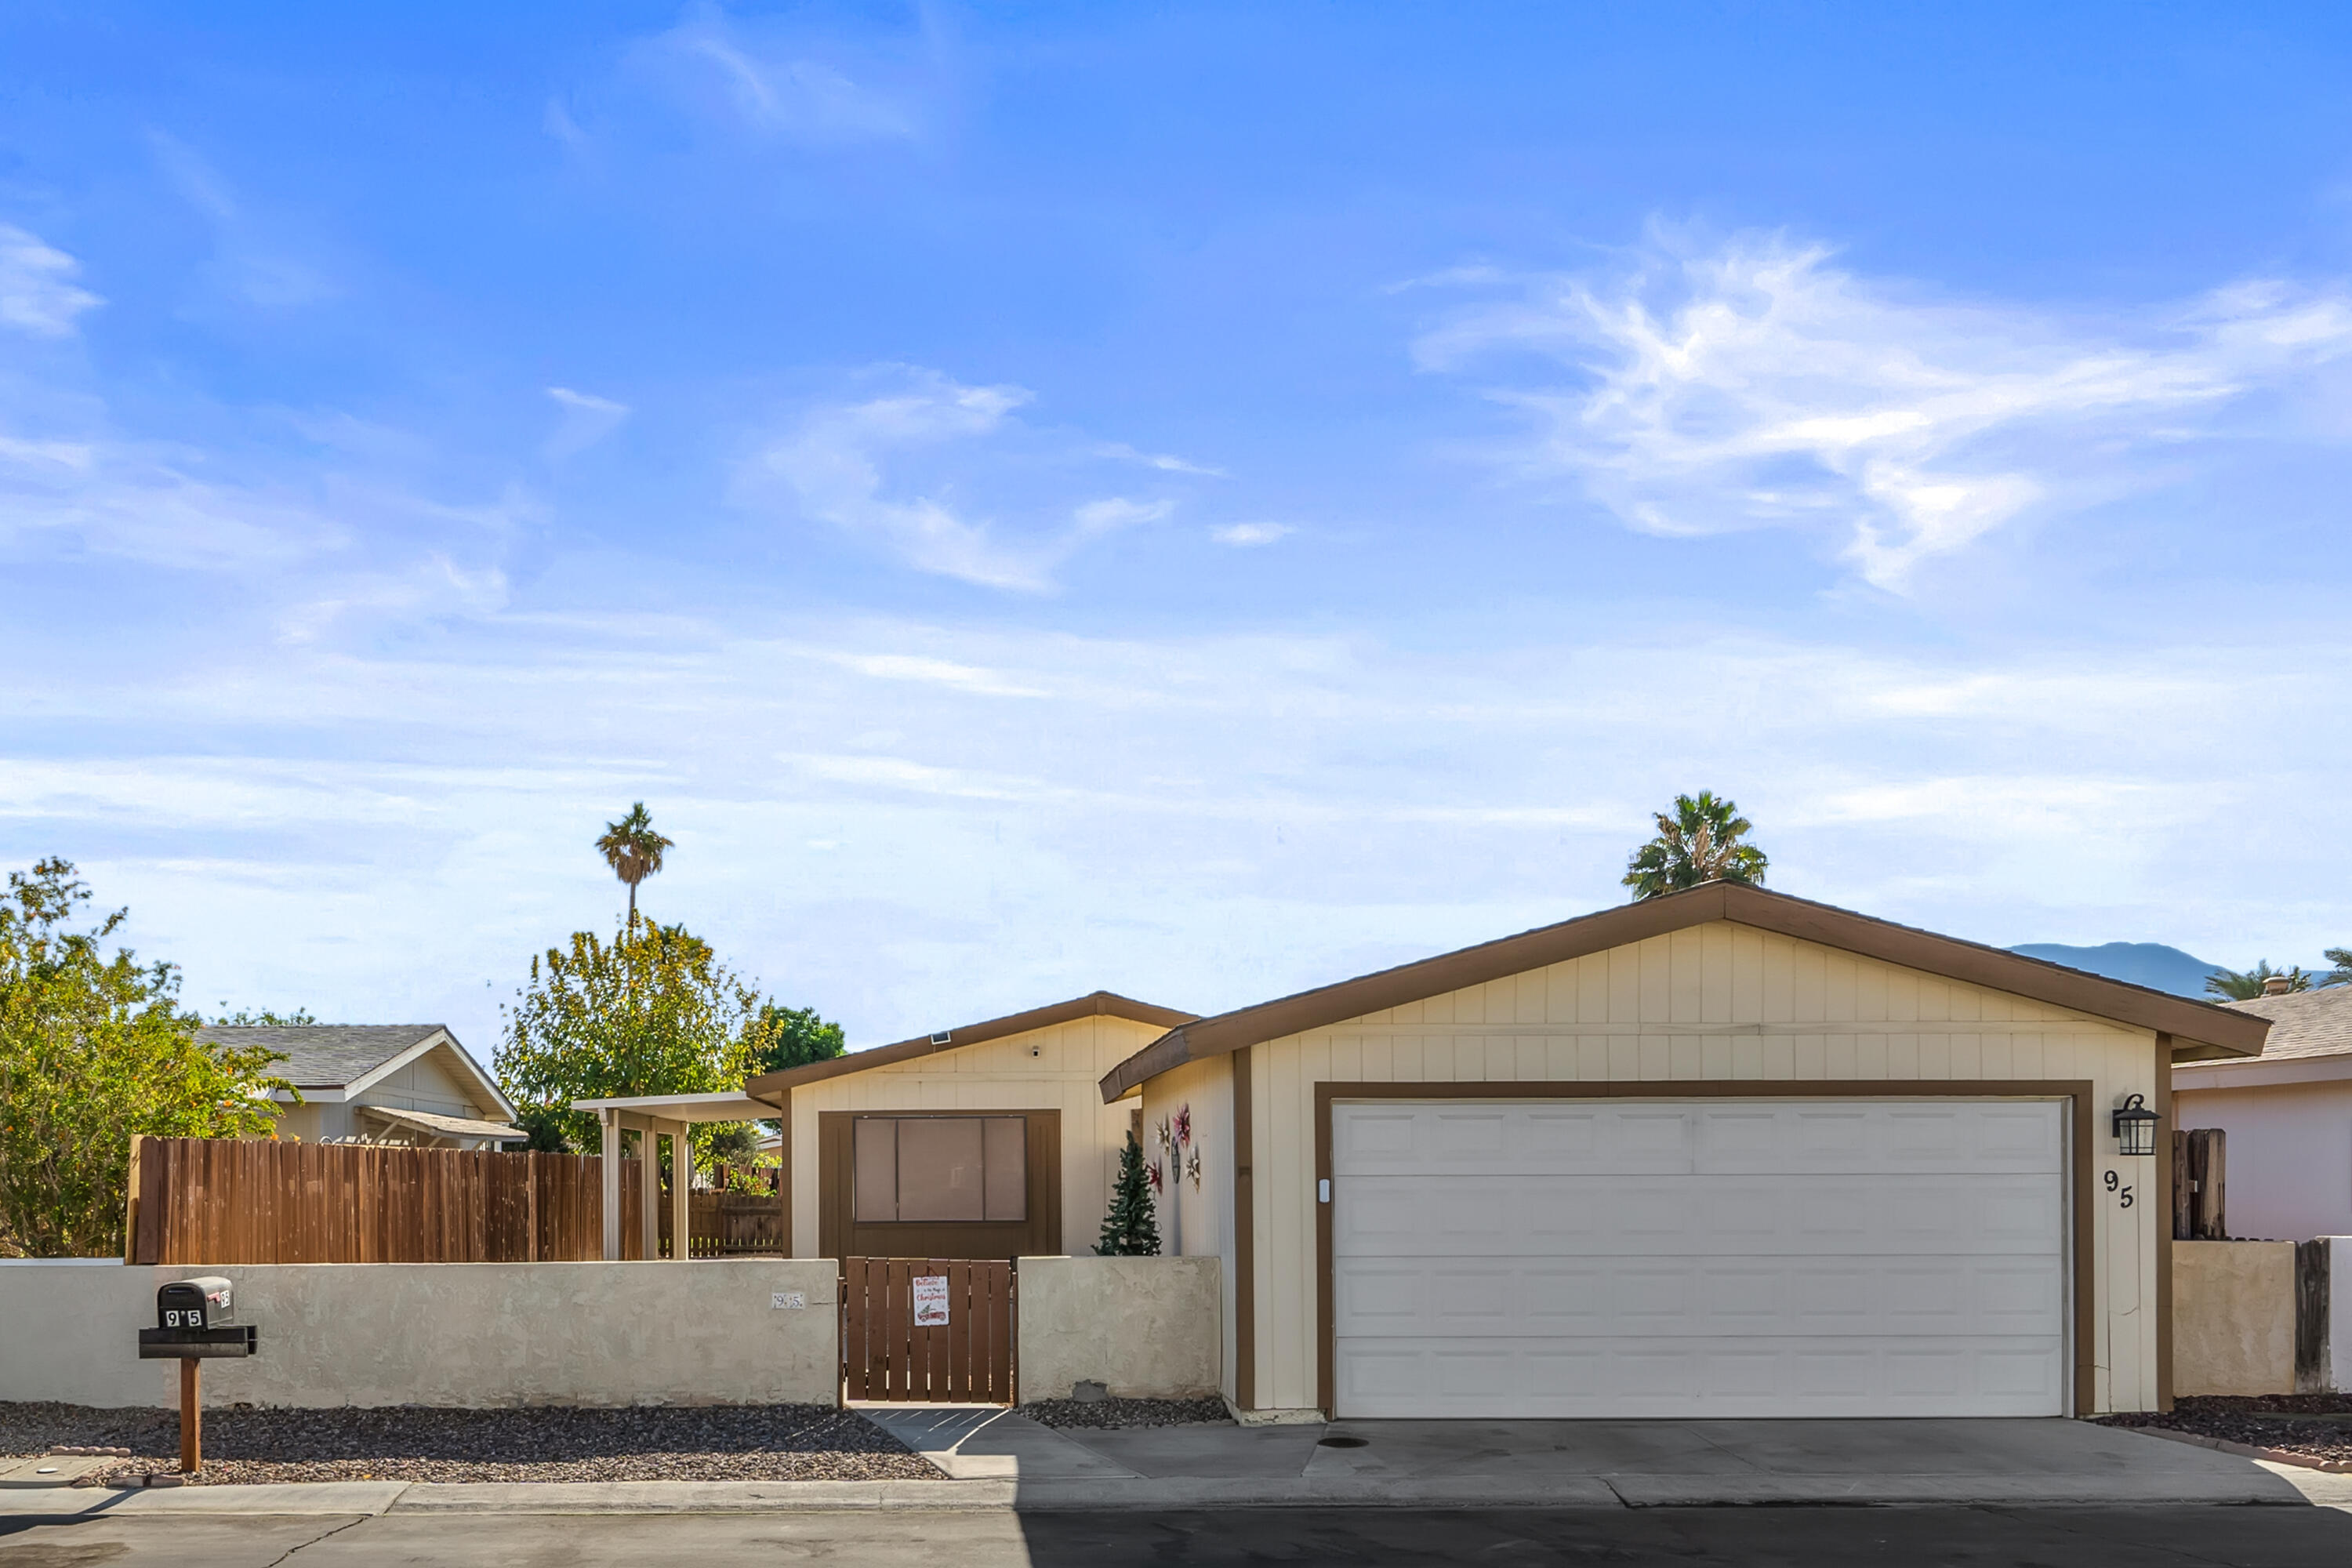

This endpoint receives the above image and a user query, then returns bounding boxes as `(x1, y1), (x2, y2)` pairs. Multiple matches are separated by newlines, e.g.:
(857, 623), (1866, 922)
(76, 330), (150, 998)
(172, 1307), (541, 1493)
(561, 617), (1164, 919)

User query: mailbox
(140, 1277), (256, 1360)
(157, 1276), (234, 1330)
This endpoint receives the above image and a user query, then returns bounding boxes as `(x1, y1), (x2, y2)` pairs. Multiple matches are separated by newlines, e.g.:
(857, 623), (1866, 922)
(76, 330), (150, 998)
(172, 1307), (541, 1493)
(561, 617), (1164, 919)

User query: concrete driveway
(863, 1406), (2347, 1508)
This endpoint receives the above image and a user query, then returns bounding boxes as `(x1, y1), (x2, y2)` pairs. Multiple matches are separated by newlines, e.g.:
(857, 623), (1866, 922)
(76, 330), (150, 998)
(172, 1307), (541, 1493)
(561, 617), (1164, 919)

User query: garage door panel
(1338, 1173), (2062, 1256)
(1337, 1335), (2067, 1417)
(1336, 1254), (2060, 1338)
(1332, 1098), (2066, 1419)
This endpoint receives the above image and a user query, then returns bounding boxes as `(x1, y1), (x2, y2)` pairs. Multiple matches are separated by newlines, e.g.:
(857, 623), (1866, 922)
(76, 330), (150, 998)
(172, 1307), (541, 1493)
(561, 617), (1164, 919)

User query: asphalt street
(5, 1507), (2352, 1566)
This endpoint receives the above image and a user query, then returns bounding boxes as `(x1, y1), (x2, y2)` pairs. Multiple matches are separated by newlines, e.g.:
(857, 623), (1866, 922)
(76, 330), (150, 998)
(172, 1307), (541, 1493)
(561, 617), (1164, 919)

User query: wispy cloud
(1419, 231), (2352, 588)
(0, 226), (103, 337)
(1093, 441), (1225, 477)
(641, 4), (920, 144)
(1213, 522), (1293, 547)
(149, 132), (339, 308)
(741, 368), (1178, 590)
(545, 387), (631, 460)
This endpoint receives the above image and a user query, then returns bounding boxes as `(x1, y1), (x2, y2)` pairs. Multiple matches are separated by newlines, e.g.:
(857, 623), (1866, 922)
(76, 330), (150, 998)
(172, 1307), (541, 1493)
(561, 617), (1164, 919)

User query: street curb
(2113, 1422), (2352, 1475)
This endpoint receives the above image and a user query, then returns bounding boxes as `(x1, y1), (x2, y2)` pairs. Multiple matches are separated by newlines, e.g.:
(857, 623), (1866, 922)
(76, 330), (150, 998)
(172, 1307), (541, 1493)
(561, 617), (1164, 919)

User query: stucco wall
(1165, 918), (2169, 1415)
(0, 1258), (838, 1410)
(1015, 1255), (1221, 1402)
(787, 1013), (1170, 1258)
(2172, 1080), (2352, 1243)
(2172, 1240), (2296, 1396)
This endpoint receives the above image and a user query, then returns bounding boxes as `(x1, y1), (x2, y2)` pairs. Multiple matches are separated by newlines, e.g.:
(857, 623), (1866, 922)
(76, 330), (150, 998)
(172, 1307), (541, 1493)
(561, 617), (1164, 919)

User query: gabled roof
(1098, 882), (2270, 1102)
(357, 1105), (524, 1142)
(198, 1024), (514, 1118)
(2211, 986), (2352, 1063)
(746, 990), (1196, 1104)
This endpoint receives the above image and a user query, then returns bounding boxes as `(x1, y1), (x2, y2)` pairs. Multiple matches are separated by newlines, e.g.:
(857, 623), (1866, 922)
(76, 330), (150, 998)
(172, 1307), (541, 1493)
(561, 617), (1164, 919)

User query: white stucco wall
(0, 1258), (838, 1410)
(1015, 1255), (1221, 1402)
(2172, 1079), (2352, 1243)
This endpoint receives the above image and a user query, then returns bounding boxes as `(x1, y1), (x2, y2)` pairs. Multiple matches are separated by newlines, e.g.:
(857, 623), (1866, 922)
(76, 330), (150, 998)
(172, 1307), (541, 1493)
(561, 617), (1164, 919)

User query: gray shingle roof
(195, 1025), (454, 1089)
(2220, 988), (2352, 1062)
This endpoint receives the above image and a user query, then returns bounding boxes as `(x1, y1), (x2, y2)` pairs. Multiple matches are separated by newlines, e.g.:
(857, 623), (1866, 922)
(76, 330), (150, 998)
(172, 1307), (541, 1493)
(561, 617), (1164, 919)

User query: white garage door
(1332, 1099), (2067, 1418)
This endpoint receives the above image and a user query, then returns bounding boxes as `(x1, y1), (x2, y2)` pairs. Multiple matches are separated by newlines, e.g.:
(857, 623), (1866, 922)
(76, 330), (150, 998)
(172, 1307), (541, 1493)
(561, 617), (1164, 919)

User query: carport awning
(571, 1091), (777, 1123)
(359, 1105), (525, 1142)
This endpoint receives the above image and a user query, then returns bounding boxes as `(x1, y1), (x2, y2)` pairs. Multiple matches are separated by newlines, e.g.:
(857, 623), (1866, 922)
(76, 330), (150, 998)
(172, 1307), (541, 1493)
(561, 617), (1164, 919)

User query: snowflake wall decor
(1174, 1104), (1192, 1148)
(1185, 1147), (1202, 1189)
(1147, 1159), (1165, 1194)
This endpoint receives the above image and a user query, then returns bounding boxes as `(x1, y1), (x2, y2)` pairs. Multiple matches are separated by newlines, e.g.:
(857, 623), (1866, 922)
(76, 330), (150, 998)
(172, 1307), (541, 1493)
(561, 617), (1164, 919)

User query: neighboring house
(2172, 985), (2352, 1243)
(741, 991), (1196, 1261)
(199, 1024), (522, 1149)
(1101, 881), (2267, 1423)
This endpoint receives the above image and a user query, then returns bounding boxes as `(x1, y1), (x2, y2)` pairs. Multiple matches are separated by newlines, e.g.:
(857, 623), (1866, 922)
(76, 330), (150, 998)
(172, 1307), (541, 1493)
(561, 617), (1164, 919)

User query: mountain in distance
(2005, 942), (2223, 999)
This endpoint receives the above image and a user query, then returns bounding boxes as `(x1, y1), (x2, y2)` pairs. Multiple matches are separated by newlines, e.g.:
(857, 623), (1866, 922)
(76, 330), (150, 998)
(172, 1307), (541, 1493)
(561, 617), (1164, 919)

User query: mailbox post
(138, 1276), (258, 1476)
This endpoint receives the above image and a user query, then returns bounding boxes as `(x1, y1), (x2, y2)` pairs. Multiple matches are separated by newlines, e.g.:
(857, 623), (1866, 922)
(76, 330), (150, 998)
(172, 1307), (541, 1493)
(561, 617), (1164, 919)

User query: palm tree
(1623, 791), (1768, 900)
(595, 803), (673, 924)
(2322, 947), (2352, 988)
(2205, 960), (2314, 1001)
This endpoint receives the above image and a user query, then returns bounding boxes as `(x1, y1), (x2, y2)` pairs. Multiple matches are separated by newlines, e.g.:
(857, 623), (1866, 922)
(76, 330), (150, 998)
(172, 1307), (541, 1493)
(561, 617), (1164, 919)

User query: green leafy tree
(747, 1001), (847, 1077)
(0, 859), (291, 1258)
(2321, 948), (2351, 988)
(2206, 960), (2314, 1000)
(212, 1007), (318, 1025)
(1094, 1129), (1161, 1256)
(1623, 790), (1769, 899)
(495, 920), (818, 1158)
(595, 802), (673, 924)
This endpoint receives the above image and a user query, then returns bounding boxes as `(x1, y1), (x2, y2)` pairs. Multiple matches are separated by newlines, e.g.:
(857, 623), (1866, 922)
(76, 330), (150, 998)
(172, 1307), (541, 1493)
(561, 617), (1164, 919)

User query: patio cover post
(639, 1124), (660, 1261)
(601, 1107), (621, 1261)
(670, 1120), (692, 1261)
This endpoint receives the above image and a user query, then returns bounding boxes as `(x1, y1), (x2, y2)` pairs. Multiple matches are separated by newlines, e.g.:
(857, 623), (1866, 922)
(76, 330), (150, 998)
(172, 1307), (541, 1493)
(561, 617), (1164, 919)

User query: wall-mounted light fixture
(2112, 1093), (2160, 1156)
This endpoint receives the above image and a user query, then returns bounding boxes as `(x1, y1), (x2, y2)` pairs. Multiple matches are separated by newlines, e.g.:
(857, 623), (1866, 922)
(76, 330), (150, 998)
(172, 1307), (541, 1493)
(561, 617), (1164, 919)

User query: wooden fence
(125, 1137), (652, 1265)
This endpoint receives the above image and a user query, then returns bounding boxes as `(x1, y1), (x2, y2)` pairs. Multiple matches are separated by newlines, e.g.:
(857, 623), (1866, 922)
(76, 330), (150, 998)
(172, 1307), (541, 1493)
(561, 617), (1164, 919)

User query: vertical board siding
(125, 1139), (626, 1264)
(1196, 918), (2162, 1414)
(790, 1014), (1170, 1258)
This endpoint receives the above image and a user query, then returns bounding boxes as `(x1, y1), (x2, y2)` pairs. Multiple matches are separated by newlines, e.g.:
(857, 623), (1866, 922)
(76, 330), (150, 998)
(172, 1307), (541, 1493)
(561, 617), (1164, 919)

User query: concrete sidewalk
(4, 1413), (2347, 1515)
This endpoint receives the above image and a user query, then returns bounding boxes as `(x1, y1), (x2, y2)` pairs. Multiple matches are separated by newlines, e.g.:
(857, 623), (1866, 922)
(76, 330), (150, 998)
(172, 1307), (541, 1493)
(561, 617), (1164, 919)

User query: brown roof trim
(1097, 883), (2270, 1103)
(746, 990), (1196, 1105)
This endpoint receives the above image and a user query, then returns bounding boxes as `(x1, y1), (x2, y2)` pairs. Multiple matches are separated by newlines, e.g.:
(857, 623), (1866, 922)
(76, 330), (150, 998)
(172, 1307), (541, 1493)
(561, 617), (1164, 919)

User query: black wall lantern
(2112, 1094), (2160, 1156)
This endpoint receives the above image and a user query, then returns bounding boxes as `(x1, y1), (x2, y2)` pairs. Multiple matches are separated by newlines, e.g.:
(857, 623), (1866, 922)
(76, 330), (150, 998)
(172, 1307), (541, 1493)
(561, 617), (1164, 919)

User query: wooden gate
(840, 1257), (1016, 1404)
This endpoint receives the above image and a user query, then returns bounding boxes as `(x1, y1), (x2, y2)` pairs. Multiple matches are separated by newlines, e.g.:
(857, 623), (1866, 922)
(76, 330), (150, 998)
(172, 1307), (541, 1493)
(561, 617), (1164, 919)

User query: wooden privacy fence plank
(120, 1139), (622, 1265)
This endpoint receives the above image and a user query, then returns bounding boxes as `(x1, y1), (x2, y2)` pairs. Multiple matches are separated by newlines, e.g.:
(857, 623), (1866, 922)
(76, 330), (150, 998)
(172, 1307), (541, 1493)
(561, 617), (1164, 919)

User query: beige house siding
(1162, 919), (2165, 1416)
(270, 1047), (502, 1145)
(1137, 1053), (1237, 1402)
(789, 1013), (1170, 1258)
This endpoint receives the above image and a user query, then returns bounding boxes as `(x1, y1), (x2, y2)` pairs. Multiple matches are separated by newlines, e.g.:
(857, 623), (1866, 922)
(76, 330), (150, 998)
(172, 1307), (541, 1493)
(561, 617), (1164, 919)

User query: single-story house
(2172, 985), (2352, 1241)
(200, 1024), (522, 1149)
(742, 991), (1196, 1261)
(1101, 882), (2268, 1422)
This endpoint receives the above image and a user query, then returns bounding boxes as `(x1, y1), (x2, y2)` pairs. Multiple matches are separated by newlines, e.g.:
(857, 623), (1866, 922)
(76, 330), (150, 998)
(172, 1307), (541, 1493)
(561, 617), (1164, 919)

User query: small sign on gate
(911, 1274), (950, 1327)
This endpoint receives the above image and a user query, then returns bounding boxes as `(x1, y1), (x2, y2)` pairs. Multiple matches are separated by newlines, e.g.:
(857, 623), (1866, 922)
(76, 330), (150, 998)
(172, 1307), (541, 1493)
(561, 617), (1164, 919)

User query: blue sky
(5, 2), (2350, 1059)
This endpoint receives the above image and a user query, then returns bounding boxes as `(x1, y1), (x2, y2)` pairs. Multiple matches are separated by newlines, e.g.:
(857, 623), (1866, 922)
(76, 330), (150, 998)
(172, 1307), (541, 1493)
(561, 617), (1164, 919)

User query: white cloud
(0, 225), (102, 337)
(645, 5), (919, 143)
(1419, 231), (2352, 588)
(1093, 441), (1225, 477)
(1213, 522), (1293, 546)
(545, 386), (631, 460)
(742, 368), (1178, 590)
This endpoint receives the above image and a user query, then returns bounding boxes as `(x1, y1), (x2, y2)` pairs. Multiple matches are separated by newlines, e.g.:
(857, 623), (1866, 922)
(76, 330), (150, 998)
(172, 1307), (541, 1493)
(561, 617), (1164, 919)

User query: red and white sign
(911, 1275), (950, 1327)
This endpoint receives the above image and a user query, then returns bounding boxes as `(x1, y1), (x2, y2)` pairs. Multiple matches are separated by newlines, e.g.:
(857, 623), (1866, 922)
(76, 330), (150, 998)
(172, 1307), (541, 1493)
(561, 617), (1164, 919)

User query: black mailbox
(140, 1276), (256, 1360)
(157, 1276), (233, 1330)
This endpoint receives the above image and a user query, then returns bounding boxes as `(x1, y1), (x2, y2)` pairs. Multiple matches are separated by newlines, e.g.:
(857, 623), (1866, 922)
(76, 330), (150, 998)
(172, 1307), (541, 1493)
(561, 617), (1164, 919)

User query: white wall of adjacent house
(1159, 918), (2168, 1418)
(786, 1012), (1171, 1258)
(2171, 1078), (2352, 1243)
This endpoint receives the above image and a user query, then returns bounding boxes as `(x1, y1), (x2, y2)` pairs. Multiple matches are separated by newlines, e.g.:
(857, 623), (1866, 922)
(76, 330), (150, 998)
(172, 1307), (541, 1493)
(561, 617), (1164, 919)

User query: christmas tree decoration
(1094, 1128), (1161, 1256)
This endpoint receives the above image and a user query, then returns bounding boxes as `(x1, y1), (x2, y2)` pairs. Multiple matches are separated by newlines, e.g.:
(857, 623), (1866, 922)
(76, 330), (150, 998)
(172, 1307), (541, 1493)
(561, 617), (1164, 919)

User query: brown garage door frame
(817, 1109), (1062, 1261)
(1310, 1079), (2096, 1418)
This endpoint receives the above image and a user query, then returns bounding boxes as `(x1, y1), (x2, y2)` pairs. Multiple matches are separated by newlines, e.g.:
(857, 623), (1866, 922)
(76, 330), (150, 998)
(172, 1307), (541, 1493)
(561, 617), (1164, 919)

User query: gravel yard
(0, 1401), (942, 1485)
(2100, 1395), (2352, 1464)
(1021, 1396), (1232, 1430)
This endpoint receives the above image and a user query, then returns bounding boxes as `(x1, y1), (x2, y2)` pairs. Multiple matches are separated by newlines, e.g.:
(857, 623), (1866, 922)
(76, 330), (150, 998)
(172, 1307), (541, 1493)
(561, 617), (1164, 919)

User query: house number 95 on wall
(2103, 1170), (2134, 1208)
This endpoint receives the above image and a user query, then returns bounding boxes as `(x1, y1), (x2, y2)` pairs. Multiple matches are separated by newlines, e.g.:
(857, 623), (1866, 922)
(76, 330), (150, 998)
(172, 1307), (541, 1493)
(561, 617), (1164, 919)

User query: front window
(852, 1116), (1027, 1223)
